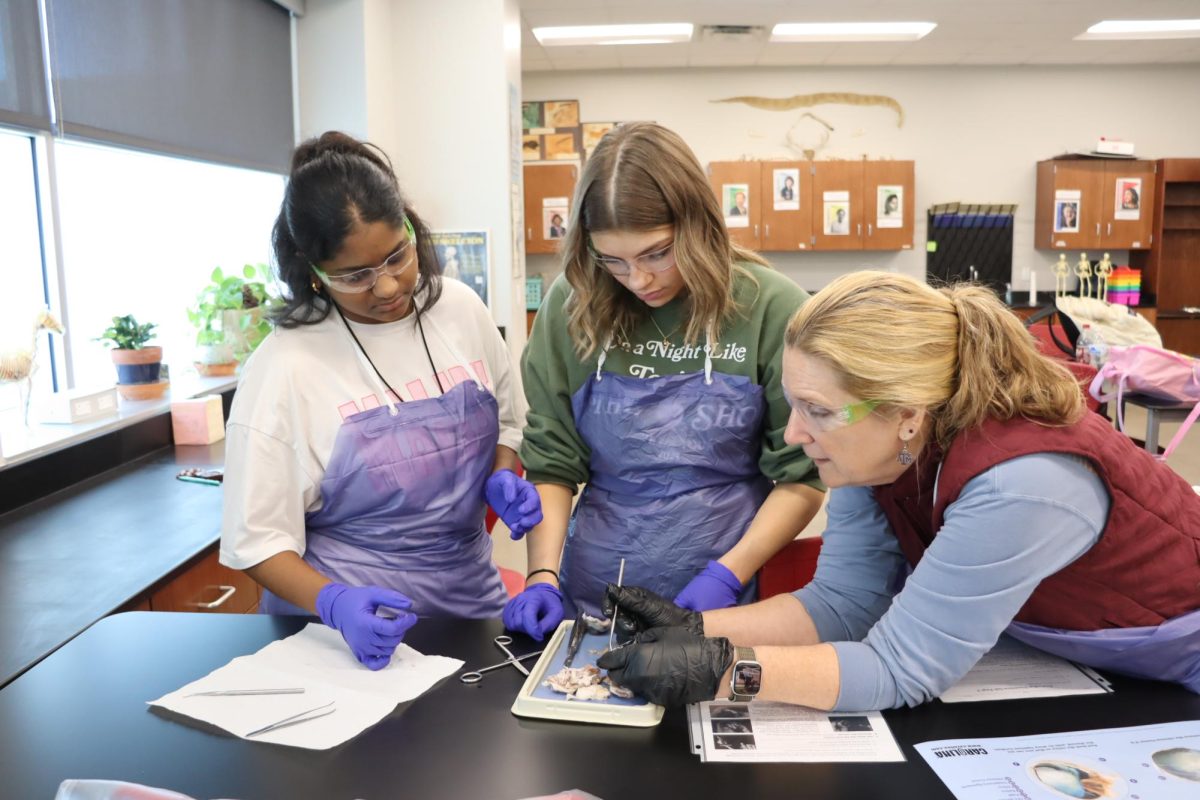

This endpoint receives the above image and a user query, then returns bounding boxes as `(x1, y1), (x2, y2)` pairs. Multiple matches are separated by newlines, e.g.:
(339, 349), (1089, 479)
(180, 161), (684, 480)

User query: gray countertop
(0, 441), (225, 687)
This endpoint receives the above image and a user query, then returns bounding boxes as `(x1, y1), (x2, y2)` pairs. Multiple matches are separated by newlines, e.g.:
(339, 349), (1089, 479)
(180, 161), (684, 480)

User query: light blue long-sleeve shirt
(794, 452), (1110, 711)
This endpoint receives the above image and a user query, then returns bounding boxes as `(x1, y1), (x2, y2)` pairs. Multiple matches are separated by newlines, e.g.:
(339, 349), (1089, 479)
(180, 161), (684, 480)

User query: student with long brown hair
(504, 122), (824, 639)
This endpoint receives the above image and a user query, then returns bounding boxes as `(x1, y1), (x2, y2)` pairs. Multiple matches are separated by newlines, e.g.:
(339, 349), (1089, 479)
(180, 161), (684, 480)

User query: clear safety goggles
(311, 217), (418, 294)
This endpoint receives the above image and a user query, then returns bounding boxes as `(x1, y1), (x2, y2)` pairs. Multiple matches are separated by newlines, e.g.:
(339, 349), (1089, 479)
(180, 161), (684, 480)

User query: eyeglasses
(588, 238), (677, 277)
(311, 217), (417, 294)
(788, 396), (881, 432)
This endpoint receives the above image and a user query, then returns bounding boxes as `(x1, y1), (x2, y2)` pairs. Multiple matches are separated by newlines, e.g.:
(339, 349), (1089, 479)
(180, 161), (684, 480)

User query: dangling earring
(310, 275), (322, 294)
(897, 439), (914, 466)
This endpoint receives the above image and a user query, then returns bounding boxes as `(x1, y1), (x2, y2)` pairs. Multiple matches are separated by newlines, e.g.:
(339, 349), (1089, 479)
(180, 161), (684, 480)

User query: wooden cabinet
(524, 163), (578, 256)
(708, 159), (914, 252)
(148, 548), (260, 613)
(1035, 159), (1157, 250)
(1131, 158), (1200, 354)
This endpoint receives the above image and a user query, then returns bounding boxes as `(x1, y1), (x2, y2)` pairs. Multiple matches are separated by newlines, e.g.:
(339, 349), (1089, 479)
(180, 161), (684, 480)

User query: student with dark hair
(220, 131), (540, 669)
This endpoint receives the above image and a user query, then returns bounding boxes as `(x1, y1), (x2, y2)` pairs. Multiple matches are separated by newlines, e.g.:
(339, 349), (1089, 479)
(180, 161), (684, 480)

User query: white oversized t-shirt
(220, 279), (525, 570)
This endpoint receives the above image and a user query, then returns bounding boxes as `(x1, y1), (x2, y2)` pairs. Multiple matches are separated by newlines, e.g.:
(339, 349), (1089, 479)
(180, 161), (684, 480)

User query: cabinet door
(812, 161), (864, 251)
(1103, 161), (1156, 250)
(150, 549), (260, 613)
(708, 161), (761, 250)
(524, 163), (578, 256)
(1036, 161), (1104, 250)
(863, 161), (914, 251)
(759, 161), (812, 251)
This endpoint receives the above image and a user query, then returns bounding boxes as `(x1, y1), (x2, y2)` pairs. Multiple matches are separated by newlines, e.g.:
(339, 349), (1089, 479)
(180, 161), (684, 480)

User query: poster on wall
(1053, 189), (1082, 233)
(582, 122), (618, 158)
(773, 168), (800, 211)
(521, 102), (545, 131)
(522, 134), (543, 161)
(543, 130), (582, 160)
(723, 183), (750, 227)
(542, 197), (569, 241)
(823, 190), (850, 235)
(876, 185), (903, 228)
(543, 100), (580, 129)
(1114, 177), (1142, 220)
(430, 230), (489, 307)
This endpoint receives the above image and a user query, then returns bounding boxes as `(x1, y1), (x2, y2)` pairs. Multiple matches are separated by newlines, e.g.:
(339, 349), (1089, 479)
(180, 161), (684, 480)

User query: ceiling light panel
(1076, 19), (1200, 41)
(771, 22), (937, 43)
(532, 23), (694, 47)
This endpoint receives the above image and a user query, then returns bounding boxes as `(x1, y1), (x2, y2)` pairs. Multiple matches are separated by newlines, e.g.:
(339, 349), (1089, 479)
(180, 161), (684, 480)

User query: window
(0, 128), (51, 419)
(54, 141), (285, 390)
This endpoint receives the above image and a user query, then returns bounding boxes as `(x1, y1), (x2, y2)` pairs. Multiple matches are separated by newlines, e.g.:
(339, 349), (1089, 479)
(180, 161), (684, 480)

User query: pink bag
(1090, 344), (1200, 460)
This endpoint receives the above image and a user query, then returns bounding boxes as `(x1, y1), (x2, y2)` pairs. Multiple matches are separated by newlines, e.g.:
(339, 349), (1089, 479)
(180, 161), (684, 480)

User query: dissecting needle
(186, 688), (306, 697)
(608, 557), (626, 651)
(245, 701), (336, 738)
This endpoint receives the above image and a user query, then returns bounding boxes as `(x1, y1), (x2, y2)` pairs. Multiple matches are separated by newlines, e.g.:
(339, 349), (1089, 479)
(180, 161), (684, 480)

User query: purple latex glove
(673, 560), (743, 612)
(502, 583), (564, 642)
(316, 582), (418, 670)
(484, 469), (543, 540)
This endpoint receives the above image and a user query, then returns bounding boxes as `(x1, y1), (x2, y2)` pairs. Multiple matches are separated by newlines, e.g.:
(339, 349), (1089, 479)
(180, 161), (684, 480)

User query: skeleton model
(0, 309), (65, 425)
(1075, 253), (1093, 299)
(1095, 253), (1114, 303)
(1053, 254), (1071, 298)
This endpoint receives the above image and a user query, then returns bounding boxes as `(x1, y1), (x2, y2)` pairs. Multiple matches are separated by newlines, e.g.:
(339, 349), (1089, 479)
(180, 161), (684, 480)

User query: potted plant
(97, 314), (168, 400)
(187, 264), (276, 375)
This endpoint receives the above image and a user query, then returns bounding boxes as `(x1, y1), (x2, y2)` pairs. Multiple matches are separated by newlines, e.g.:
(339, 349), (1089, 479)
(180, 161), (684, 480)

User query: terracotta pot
(194, 361), (237, 377)
(110, 346), (166, 400)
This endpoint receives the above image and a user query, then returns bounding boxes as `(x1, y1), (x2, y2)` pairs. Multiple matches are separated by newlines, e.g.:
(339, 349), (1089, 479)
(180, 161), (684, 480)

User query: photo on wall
(723, 183), (750, 228)
(543, 100), (580, 129)
(1114, 177), (1142, 221)
(522, 134), (542, 161)
(521, 101), (544, 131)
(542, 197), (569, 241)
(429, 231), (490, 307)
(773, 168), (800, 211)
(543, 130), (581, 160)
(582, 122), (619, 158)
(1054, 200), (1080, 233)
(877, 185), (903, 228)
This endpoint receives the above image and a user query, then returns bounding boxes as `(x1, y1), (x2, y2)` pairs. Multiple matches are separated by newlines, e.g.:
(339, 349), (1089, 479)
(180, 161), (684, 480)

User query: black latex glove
(603, 583), (704, 644)
(597, 626), (733, 707)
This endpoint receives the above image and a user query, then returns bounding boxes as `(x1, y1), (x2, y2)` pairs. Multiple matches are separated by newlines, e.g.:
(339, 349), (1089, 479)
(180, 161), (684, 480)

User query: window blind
(0, 0), (51, 131)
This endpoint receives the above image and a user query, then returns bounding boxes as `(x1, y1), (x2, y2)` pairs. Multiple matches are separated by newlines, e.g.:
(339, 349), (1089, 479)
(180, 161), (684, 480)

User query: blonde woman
(599, 271), (1200, 709)
(505, 123), (824, 639)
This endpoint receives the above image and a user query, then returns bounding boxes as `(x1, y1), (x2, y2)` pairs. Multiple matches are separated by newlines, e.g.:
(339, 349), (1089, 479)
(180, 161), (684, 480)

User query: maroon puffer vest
(873, 413), (1200, 630)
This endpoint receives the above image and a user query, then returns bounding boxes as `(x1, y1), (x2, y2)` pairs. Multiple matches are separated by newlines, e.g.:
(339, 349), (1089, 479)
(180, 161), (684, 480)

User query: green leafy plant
(187, 264), (278, 360)
(97, 314), (158, 350)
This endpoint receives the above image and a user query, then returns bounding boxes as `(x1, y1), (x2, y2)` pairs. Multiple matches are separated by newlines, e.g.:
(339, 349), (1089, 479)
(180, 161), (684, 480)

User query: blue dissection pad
(529, 630), (648, 706)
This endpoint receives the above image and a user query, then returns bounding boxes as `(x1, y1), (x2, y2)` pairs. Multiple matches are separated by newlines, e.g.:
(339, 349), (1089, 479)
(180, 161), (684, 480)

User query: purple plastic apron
(1007, 609), (1200, 692)
(559, 343), (772, 617)
(259, 378), (508, 619)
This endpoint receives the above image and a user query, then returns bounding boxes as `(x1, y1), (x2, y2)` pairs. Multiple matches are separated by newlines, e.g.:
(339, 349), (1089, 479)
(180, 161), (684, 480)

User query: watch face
(732, 660), (762, 697)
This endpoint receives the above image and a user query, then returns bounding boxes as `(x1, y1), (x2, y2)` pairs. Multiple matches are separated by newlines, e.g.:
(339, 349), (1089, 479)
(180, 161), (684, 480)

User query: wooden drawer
(150, 549), (260, 613)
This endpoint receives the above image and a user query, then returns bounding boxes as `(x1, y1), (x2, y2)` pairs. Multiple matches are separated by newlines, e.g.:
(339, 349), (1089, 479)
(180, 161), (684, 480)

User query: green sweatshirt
(520, 261), (824, 493)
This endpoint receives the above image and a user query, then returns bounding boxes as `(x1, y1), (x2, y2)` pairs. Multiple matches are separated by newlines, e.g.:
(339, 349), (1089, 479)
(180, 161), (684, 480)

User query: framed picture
(1054, 200), (1080, 233)
(1114, 177), (1142, 221)
(823, 203), (850, 235)
(521, 134), (542, 161)
(543, 130), (581, 161)
(543, 100), (580, 129)
(429, 230), (490, 307)
(582, 122), (618, 157)
(876, 185), (903, 228)
(773, 168), (800, 211)
(542, 201), (568, 241)
(521, 101), (544, 131)
(722, 183), (750, 228)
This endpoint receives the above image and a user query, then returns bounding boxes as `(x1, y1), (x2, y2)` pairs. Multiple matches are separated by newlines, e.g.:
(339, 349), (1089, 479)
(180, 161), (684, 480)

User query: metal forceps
(460, 636), (543, 684)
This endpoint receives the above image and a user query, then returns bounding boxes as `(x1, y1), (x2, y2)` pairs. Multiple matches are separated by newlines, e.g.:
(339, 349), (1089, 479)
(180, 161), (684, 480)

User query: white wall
(523, 64), (1200, 293)
(296, 0), (526, 351)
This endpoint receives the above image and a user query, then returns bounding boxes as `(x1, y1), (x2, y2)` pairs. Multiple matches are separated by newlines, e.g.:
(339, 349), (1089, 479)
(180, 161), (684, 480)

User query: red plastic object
(757, 537), (823, 599)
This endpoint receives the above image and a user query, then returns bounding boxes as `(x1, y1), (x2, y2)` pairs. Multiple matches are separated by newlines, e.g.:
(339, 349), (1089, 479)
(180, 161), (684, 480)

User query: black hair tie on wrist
(526, 568), (559, 583)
